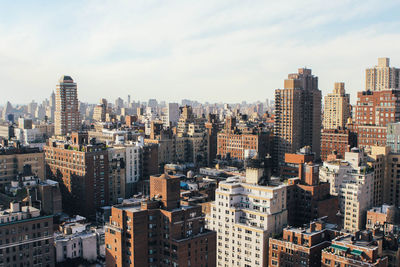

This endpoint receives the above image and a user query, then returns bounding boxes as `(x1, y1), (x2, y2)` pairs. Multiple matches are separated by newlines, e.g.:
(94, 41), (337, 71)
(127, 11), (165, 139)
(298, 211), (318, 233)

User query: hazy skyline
(1, 0), (400, 104)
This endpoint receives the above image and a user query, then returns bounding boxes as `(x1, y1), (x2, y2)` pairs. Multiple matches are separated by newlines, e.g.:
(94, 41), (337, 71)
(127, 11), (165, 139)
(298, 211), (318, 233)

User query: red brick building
(217, 117), (271, 161)
(269, 218), (342, 267)
(287, 161), (339, 226)
(281, 146), (314, 178)
(105, 174), (216, 267)
(44, 132), (109, 218)
(355, 90), (400, 147)
(320, 128), (357, 161)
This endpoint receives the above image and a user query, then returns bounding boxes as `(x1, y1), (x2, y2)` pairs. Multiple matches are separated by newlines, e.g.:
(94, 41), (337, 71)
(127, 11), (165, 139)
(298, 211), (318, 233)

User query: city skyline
(1, 1), (400, 104)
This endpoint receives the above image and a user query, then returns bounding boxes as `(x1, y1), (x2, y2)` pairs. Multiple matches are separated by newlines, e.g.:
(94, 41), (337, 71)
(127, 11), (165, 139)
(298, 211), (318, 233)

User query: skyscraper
(323, 82), (350, 129)
(274, 68), (322, 166)
(366, 57), (400, 91)
(54, 75), (80, 136)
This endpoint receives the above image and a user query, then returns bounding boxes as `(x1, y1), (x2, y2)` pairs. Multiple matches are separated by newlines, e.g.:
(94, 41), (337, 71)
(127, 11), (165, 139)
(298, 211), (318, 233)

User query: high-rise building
(387, 122), (400, 153)
(54, 76), (80, 136)
(105, 174), (216, 267)
(361, 146), (400, 209)
(366, 57), (400, 91)
(320, 149), (374, 232)
(205, 114), (220, 166)
(93, 98), (108, 122)
(206, 157), (288, 267)
(115, 97), (124, 110)
(385, 153), (400, 208)
(323, 82), (351, 129)
(274, 68), (322, 166)
(355, 90), (400, 147)
(165, 102), (180, 127)
(365, 146), (390, 207)
(44, 132), (109, 218)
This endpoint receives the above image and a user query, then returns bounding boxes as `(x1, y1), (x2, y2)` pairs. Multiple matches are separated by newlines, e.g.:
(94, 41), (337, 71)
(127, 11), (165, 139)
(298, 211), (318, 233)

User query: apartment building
(206, 157), (287, 267)
(0, 202), (55, 267)
(0, 145), (45, 189)
(54, 75), (80, 136)
(323, 82), (351, 130)
(321, 232), (388, 266)
(320, 149), (374, 231)
(105, 174), (216, 267)
(44, 132), (109, 218)
(320, 128), (357, 161)
(274, 68), (322, 165)
(355, 89), (400, 147)
(269, 217), (341, 267)
(366, 57), (400, 91)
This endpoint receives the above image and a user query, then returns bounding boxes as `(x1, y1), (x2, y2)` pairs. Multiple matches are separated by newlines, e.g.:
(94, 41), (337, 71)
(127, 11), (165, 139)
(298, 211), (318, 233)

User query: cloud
(0, 0), (399, 105)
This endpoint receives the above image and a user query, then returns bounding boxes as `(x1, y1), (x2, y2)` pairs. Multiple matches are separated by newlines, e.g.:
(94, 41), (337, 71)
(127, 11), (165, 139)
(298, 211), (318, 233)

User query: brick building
(54, 75), (80, 136)
(44, 132), (109, 218)
(269, 217), (341, 267)
(274, 68), (322, 166)
(366, 205), (400, 267)
(205, 114), (220, 166)
(281, 146), (314, 179)
(217, 116), (271, 161)
(0, 202), (55, 267)
(355, 90), (400, 147)
(0, 145), (45, 190)
(287, 162), (339, 227)
(320, 128), (357, 161)
(105, 174), (216, 267)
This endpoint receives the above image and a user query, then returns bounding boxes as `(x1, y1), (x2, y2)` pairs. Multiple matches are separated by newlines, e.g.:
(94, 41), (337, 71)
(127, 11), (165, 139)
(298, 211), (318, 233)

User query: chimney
(10, 201), (20, 212)
(310, 222), (316, 232)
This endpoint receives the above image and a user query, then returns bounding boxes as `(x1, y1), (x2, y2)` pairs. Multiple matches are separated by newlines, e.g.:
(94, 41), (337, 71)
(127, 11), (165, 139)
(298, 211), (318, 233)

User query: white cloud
(0, 0), (399, 105)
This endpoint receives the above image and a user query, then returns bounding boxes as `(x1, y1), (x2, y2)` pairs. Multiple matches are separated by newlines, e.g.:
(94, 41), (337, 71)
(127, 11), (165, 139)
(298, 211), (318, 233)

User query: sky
(1, 0), (400, 105)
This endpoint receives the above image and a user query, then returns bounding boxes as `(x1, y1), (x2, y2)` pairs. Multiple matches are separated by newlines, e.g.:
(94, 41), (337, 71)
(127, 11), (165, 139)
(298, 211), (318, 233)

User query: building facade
(0, 202), (55, 267)
(355, 89), (400, 147)
(269, 218), (341, 267)
(320, 149), (374, 232)
(366, 57), (400, 91)
(323, 82), (351, 130)
(105, 174), (216, 267)
(44, 132), (109, 218)
(206, 159), (288, 267)
(320, 128), (357, 161)
(321, 232), (388, 266)
(274, 68), (322, 166)
(0, 145), (45, 190)
(55, 75), (80, 136)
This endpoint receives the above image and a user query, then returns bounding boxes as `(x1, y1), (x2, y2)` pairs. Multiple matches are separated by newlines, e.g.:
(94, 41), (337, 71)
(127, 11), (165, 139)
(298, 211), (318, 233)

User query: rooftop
(368, 204), (395, 215)
(59, 75), (74, 83)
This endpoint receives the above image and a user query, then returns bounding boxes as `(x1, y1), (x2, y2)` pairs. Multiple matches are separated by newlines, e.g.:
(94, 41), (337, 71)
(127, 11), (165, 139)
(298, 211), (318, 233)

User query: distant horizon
(1, 1), (400, 104)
